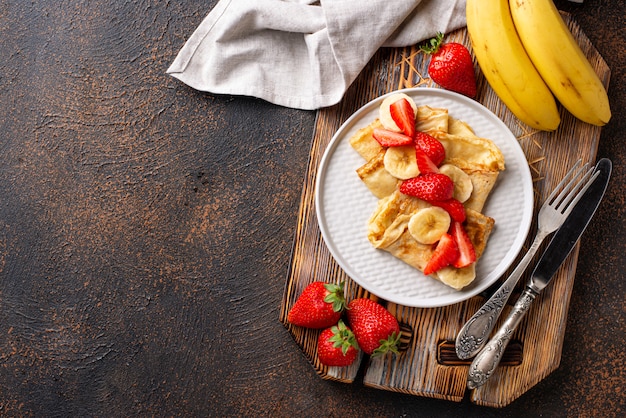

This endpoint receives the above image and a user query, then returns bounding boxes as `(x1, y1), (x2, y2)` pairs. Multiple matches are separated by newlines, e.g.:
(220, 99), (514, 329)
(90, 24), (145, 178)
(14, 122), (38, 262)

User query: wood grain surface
(280, 16), (611, 408)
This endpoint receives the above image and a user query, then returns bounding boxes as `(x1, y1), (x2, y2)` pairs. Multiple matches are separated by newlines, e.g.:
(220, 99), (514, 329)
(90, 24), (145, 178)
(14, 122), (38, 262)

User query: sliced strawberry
(423, 233), (459, 275)
(415, 146), (439, 174)
(430, 198), (466, 223)
(399, 173), (454, 202)
(372, 128), (414, 147)
(450, 221), (476, 268)
(415, 132), (446, 166)
(389, 98), (416, 138)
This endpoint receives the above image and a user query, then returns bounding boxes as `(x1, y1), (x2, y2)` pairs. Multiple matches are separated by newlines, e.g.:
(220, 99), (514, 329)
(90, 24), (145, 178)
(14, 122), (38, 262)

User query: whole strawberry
(346, 298), (400, 356)
(399, 173), (454, 202)
(421, 32), (477, 98)
(317, 320), (360, 367)
(287, 281), (345, 329)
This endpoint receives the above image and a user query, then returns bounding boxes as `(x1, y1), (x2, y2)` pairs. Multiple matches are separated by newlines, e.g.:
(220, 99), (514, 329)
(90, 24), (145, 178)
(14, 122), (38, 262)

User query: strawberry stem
(420, 32), (444, 55)
(329, 320), (360, 355)
(371, 332), (401, 357)
(323, 281), (346, 313)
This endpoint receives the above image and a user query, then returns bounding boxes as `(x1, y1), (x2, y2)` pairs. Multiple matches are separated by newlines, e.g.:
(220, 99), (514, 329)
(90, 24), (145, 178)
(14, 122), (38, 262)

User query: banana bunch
(509, 0), (611, 126)
(466, 0), (611, 130)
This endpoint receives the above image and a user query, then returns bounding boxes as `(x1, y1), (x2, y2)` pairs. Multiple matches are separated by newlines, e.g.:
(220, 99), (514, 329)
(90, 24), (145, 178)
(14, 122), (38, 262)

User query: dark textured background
(0, 1), (623, 416)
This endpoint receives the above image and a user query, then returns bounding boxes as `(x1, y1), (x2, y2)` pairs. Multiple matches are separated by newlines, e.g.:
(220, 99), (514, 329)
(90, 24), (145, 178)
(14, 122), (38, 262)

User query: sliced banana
(408, 207), (451, 244)
(383, 145), (419, 180)
(379, 93), (418, 132)
(435, 264), (476, 290)
(439, 164), (473, 203)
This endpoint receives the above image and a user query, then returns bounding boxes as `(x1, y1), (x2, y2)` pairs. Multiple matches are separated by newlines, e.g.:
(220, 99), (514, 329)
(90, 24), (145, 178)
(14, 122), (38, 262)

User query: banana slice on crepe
(383, 145), (419, 179)
(408, 207), (451, 244)
(439, 164), (474, 203)
(436, 264), (476, 290)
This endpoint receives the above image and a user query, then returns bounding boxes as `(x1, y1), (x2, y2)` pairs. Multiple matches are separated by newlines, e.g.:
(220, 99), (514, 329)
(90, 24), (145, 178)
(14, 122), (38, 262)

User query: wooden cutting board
(279, 15), (609, 408)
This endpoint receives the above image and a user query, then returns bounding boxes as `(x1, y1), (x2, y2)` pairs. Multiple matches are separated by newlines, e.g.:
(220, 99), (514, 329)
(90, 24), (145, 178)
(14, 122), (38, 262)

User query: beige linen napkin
(167, 0), (467, 110)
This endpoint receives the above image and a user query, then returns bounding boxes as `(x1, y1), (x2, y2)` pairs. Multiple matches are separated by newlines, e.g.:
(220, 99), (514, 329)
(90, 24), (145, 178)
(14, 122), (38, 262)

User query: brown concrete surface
(0, 1), (623, 416)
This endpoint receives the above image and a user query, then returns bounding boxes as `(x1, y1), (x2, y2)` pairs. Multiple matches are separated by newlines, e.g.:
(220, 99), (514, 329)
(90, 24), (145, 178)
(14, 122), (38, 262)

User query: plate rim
(315, 87), (533, 307)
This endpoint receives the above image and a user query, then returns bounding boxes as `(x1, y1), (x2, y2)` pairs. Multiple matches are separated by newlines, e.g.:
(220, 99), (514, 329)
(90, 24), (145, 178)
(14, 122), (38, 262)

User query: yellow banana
(509, 0), (611, 126)
(466, 0), (560, 131)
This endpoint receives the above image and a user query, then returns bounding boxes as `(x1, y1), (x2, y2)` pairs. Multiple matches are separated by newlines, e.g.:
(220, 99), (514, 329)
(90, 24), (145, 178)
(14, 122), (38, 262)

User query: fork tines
(547, 160), (599, 215)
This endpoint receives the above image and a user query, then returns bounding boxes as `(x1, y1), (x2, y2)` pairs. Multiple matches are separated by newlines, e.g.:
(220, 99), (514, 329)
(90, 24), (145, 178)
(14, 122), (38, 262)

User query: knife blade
(528, 157), (612, 293)
(467, 158), (612, 390)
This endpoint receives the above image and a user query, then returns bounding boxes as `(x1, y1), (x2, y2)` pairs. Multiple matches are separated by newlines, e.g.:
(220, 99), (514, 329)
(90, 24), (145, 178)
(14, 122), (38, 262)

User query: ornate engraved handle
(455, 230), (548, 360)
(466, 288), (537, 390)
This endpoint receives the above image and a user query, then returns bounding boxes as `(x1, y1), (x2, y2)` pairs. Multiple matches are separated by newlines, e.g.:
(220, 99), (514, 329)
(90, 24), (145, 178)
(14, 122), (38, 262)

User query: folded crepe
(351, 104), (505, 290)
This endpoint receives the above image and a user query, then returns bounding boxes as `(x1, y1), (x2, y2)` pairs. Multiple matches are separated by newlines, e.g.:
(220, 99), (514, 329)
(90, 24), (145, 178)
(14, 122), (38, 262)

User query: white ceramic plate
(315, 88), (533, 308)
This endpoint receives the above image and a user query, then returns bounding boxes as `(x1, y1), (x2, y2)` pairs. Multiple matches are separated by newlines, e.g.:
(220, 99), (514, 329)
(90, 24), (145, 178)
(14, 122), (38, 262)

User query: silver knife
(467, 158), (612, 390)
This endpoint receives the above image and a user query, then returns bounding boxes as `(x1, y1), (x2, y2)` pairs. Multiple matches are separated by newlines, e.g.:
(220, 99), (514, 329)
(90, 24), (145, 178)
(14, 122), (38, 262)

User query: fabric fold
(167, 0), (467, 110)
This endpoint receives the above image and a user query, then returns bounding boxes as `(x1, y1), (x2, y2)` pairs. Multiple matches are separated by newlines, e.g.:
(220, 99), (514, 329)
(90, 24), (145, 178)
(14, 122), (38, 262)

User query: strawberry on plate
(420, 32), (477, 98)
(287, 281), (345, 329)
(399, 173), (454, 202)
(430, 198), (466, 223)
(450, 221), (476, 268)
(415, 146), (439, 174)
(372, 128), (414, 147)
(423, 232), (459, 275)
(317, 319), (360, 367)
(414, 131), (445, 166)
(389, 98), (416, 138)
(346, 298), (401, 356)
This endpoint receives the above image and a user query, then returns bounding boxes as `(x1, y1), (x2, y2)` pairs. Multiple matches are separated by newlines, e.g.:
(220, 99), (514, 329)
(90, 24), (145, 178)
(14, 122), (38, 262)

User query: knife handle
(466, 288), (537, 390)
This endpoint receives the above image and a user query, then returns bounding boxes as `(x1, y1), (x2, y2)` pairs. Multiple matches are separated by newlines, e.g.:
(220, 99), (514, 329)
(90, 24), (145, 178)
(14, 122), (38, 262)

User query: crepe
(350, 104), (505, 290)
(366, 190), (495, 289)
(356, 150), (400, 199)
(349, 119), (384, 161)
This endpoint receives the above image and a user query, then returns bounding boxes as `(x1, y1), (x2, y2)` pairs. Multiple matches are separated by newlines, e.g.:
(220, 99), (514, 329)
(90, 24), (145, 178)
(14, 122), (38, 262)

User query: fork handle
(455, 230), (548, 360)
(466, 287), (537, 389)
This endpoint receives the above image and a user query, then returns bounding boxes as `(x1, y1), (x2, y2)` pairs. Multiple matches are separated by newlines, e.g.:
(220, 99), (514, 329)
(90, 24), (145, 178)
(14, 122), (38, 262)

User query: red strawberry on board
(415, 146), (439, 174)
(346, 298), (401, 356)
(423, 233), (459, 275)
(430, 198), (466, 223)
(390, 98), (416, 138)
(399, 173), (454, 202)
(415, 131), (445, 166)
(450, 221), (477, 268)
(287, 281), (345, 329)
(372, 128), (414, 147)
(317, 319), (360, 367)
(421, 32), (477, 98)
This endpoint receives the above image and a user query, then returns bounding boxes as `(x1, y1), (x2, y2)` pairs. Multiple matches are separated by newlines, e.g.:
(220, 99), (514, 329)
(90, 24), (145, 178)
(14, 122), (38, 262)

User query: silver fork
(455, 160), (596, 360)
